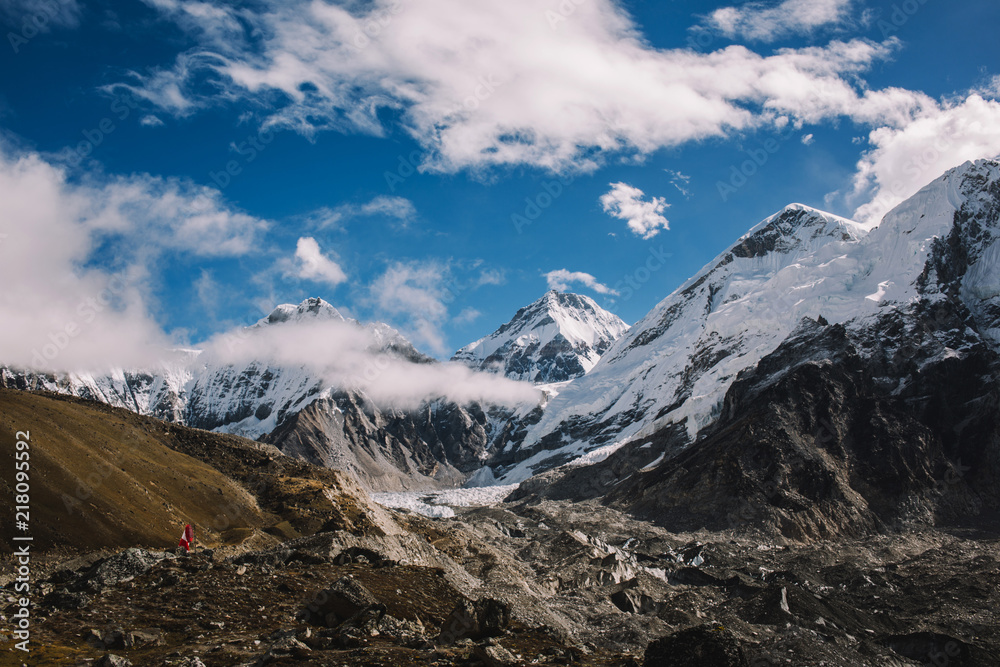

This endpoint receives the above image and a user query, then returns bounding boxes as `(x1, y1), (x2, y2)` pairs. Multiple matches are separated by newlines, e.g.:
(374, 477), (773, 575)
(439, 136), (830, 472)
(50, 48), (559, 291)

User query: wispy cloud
(116, 0), (914, 173)
(703, 0), (855, 42)
(600, 182), (670, 239)
(194, 269), (221, 310)
(0, 0), (82, 30)
(203, 317), (540, 409)
(476, 268), (506, 287)
(0, 139), (268, 372)
(454, 307), (481, 325)
(544, 269), (618, 296)
(371, 261), (452, 355)
(664, 169), (692, 198)
(316, 195), (417, 229)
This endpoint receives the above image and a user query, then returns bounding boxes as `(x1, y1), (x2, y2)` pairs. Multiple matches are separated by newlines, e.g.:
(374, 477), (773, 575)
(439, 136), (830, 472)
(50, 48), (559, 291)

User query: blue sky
(2, 0), (1000, 368)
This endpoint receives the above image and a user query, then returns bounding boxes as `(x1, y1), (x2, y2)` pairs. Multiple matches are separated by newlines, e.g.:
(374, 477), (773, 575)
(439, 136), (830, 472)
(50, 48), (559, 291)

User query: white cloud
(454, 307), (481, 325)
(801, 133), (815, 145)
(139, 115), (165, 127)
(476, 268), (506, 287)
(664, 169), (692, 198)
(297, 206), (345, 231)
(120, 0), (911, 173)
(194, 269), (221, 310)
(291, 236), (347, 286)
(849, 93), (1000, 224)
(203, 317), (540, 409)
(600, 182), (670, 239)
(0, 137), (271, 373)
(90, 174), (269, 257)
(372, 261), (451, 354)
(544, 269), (618, 296)
(358, 195), (416, 220)
(705, 0), (854, 42)
(314, 195), (416, 229)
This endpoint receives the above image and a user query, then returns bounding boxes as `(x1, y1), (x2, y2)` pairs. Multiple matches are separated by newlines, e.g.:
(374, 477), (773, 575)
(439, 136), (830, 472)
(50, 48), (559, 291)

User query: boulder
(644, 624), (749, 667)
(611, 588), (659, 615)
(302, 576), (382, 628)
(85, 548), (174, 592)
(95, 655), (131, 667)
(176, 658), (207, 667)
(473, 643), (520, 667)
(42, 590), (90, 610)
(437, 598), (511, 644)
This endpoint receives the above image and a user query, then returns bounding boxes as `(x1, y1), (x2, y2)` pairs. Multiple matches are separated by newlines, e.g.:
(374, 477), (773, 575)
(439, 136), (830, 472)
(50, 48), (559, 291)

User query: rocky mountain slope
(453, 291), (629, 383)
(491, 159), (1000, 484)
(516, 309), (1000, 538)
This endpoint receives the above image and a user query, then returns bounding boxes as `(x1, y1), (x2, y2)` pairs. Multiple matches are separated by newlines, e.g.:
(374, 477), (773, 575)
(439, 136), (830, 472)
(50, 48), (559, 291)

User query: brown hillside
(0, 389), (392, 556)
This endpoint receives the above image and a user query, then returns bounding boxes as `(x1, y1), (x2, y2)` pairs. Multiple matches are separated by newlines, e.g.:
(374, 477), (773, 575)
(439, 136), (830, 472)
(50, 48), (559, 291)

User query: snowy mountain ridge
(452, 290), (629, 383)
(5, 159), (1000, 492)
(490, 159), (1000, 484)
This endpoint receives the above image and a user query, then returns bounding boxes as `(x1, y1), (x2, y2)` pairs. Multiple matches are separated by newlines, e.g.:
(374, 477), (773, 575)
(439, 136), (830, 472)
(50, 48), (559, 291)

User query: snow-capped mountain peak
(491, 158), (1000, 484)
(255, 297), (345, 327)
(453, 291), (629, 383)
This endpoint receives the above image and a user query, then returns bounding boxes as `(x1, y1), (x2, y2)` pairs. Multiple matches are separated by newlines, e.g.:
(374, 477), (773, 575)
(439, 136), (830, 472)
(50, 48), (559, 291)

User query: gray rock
(473, 643), (520, 667)
(176, 658), (207, 667)
(95, 655), (132, 667)
(86, 548), (174, 592)
(611, 588), (658, 615)
(644, 625), (749, 667)
(437, 598), (511, 644)
(302, 576), (381, 628)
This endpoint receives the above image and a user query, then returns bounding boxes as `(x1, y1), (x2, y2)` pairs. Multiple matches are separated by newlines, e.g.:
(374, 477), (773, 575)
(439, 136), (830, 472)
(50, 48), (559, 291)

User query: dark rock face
(437, 598), (511, 643)
(644, 625), (749, 667)
(882, 632), (991, 666)
(40, 549), (179, 597)
(604, 310), (1000, 539)
(303, 576), (383, 628)
(260, 394), (499, 490)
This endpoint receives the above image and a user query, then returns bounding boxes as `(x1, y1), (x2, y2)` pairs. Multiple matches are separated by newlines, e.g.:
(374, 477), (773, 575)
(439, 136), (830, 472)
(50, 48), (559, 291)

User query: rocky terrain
(3, 490), (999, 666)
(2, 393), (999, 666)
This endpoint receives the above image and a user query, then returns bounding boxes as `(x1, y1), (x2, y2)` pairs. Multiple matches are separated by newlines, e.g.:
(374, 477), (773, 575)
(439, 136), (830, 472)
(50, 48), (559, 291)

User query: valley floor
(3, 498), (999, 666)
